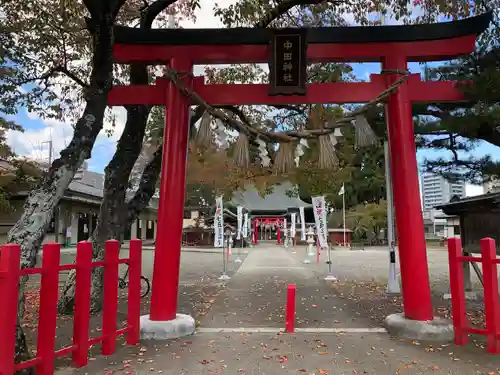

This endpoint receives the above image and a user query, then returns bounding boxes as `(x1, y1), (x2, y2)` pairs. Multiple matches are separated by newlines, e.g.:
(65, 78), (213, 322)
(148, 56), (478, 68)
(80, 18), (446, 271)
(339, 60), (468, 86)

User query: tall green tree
(415, 1), (500, 183)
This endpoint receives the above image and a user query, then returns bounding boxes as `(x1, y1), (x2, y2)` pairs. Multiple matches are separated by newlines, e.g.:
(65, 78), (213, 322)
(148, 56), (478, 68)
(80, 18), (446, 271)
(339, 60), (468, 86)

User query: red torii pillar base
(382, 56), (452, 340)
(141, 58), (195, 340)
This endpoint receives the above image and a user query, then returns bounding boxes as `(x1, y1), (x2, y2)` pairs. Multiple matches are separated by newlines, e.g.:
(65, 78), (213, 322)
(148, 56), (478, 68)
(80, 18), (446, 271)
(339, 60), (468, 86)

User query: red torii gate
(252, 217), (285, 245)
(108, 12), (491, 328)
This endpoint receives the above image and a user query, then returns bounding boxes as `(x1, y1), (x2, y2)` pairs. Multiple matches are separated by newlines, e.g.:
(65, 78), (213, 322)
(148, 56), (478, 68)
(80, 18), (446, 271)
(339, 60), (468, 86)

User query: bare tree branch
(255, 0), (349, 28)
(14, 65), (88, 88)
(141, 0), (178, 28)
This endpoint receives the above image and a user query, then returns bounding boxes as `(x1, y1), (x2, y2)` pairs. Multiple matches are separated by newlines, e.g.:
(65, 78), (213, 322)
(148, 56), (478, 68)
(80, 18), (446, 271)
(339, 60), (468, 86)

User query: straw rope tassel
(194, 111), (213, 147)
(273, 143), (295, 174)
(352, 115), (378, 149)
(233, 132), (250, 167)
(318, 135), (338, 169)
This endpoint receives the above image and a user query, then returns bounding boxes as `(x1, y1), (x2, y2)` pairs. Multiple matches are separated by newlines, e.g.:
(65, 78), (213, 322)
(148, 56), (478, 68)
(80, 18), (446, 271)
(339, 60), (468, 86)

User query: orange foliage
(186, 144), (286, 197)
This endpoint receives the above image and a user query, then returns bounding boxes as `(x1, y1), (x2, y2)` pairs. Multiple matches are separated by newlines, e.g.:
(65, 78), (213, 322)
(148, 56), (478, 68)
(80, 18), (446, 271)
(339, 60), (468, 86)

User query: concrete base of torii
(140, 314), (196, 340)
(384, 313), (454, 342)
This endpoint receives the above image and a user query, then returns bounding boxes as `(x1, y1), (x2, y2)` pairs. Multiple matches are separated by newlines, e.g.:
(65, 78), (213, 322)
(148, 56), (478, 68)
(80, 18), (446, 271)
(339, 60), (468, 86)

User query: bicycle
(118, 264), (151, 298)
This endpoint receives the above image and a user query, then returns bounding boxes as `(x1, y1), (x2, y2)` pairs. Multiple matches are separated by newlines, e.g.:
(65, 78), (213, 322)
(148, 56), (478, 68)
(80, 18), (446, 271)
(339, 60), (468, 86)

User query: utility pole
(42, 139), (57, 243)
(42, 139), (53, 164)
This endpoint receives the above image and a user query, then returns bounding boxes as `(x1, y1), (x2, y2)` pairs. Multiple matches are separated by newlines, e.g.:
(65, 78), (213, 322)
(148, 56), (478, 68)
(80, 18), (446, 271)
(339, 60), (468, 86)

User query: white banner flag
(236, 206), (243, 240)
(283, 218), (287, 236)
(299, 206), (306, 241)
(242, 213), (248, 238)
(290, 212), (296, 238)
(214, 196), (224, 247)
(312, 196), (328, 249)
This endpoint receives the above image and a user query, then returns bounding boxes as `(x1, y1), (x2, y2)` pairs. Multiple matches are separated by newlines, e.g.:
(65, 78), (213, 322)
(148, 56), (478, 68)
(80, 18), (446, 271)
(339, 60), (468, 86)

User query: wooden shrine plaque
(268, 29), (307, 96)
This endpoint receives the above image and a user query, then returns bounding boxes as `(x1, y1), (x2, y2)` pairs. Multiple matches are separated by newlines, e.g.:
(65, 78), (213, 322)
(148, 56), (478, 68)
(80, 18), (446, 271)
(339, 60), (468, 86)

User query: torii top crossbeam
(109, 12), (492, 107)
(113, 12), (492, 64)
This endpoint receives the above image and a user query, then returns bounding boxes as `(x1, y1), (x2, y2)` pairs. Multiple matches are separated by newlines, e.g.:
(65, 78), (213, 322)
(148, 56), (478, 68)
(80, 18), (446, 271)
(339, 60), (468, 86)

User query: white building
(421, 172), (466, 211)
(420, 172), (465, 239)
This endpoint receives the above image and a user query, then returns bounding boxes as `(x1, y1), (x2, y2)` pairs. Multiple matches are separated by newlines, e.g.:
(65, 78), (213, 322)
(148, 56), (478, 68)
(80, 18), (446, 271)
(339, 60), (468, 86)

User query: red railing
(0, 239), (143, 375)
(448, 237), (500, 354)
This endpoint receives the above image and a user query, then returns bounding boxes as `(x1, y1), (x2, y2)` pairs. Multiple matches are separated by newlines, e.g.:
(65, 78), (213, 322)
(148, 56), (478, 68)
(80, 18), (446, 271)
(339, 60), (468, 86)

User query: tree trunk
(57, 95), (204, 315)
(58, 133), (159, 315)
(58, 60), (150, 314)
(10, 1), (121, 369)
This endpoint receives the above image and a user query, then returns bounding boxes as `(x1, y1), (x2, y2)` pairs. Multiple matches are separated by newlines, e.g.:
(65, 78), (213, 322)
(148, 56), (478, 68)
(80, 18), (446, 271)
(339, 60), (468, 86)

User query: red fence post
(285, 284), (296, 333)
(72, 241), (93, 367)
(36, 243), (61, 375)
(447, 238), (468, 346)
(0, 244), (21, 375)
(102, 240), (119, 355)
(127, 239), (142, 345)
(480, 237), (500, 354)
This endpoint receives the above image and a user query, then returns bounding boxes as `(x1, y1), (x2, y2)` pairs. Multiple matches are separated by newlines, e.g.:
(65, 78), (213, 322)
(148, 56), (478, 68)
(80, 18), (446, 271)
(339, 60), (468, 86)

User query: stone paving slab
(67, 331), (500, 375)
(198, 246), (396, 330)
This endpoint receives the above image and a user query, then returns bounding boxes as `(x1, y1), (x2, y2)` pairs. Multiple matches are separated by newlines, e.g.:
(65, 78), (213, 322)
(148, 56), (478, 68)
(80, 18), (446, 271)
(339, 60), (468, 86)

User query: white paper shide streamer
(294, 139), (309, 167)
(236, 206), (243, 240)
(299, 207), (306, 241)
(214, 119), (229, 150)
(312, 196), (328, 249)
(290, 212), (296, 238)
(242, 213), (249, 238)
(256, 139), (271, 167)
(214, 197), (224, 247)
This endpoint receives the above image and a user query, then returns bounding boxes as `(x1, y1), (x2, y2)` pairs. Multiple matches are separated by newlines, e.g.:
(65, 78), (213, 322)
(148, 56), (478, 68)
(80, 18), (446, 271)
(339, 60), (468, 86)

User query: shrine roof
(114, 12), (491, 46)
(230, 183), (311, 212)
(437, 191), (500, 215)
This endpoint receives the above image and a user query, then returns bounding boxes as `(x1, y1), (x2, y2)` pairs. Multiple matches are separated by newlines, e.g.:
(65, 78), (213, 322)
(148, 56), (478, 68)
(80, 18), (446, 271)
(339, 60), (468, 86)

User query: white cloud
(7, 108), (117, 170)
(180, 0), (238, 29)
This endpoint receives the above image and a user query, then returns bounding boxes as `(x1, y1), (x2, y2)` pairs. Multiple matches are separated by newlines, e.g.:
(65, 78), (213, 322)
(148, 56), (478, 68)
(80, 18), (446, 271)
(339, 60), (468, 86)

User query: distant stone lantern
(303, 225), (316, 264)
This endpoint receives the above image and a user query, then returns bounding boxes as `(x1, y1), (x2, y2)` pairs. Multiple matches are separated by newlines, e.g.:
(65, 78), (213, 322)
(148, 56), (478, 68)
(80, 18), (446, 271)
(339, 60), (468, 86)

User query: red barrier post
(127, 239), (142, 345)
(480, 238), (500, 354)
(102, 240), (120, 355)
(447, 238), (468, 346)
(0, 244), (21, 375)
(72, 241), (93, 367)
(36, 243), (61, 375)
(285, 284), (296, 333)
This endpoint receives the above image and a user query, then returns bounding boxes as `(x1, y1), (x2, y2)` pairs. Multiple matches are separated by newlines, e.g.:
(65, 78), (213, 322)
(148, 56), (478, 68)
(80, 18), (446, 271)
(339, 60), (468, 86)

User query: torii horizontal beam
(114, 36), (477, 65)
(112, 12), (492, 64)
(108, 74), (466, 106)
